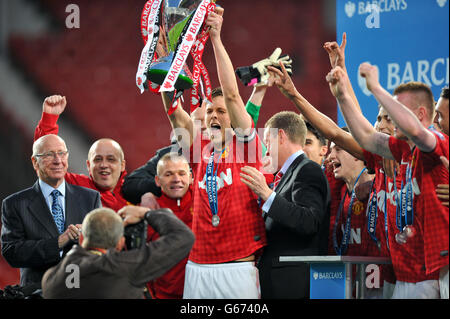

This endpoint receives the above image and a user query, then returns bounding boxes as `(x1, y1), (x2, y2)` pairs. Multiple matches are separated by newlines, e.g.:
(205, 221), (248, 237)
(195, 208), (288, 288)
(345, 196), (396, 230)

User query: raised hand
(267, 61), (298, 100)
(323, 32), (347, 69)
(359, 62), (380, 93)
(206, 7), (224, 41)
(43, 95), (66, 115)
(326, 66), (350, 99)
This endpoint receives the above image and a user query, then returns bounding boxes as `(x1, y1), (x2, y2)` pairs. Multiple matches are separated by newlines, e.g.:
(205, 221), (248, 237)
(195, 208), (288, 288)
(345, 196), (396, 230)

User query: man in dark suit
(240, 111), (330, 299)
(1, 134), (101, 289)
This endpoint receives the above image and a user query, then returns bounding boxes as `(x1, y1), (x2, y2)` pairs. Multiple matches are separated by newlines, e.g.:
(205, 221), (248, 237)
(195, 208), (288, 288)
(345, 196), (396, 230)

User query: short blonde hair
(265, 111), (307, 146)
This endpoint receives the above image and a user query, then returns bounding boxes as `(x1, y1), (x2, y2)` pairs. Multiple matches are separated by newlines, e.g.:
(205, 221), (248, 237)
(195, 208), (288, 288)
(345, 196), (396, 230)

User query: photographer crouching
(41, 206), (195, 299)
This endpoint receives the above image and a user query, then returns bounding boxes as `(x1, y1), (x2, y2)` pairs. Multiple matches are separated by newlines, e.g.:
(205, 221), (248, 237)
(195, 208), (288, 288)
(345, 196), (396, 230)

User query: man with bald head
(1, 134), (101, 288)
(34, 95), (128, 211)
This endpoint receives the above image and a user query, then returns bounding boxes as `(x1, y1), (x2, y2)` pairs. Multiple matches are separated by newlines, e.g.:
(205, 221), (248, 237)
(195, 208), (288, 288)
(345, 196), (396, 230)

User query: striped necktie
(273, 171), (284, 190)
(50, 190), (65, 234)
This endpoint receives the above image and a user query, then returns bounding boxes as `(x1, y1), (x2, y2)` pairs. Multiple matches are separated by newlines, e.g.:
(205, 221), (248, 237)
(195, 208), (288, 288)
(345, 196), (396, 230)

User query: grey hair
(81, 208), (124, 249)
(32, 134), (67, 158)
(156, 152), (189, 176)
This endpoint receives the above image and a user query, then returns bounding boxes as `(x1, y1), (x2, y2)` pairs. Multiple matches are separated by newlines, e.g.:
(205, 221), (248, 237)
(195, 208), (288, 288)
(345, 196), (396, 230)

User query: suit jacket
(41, 208), (195, 299)
(1, 181), (101, 287)
(257, 154), (330, 299)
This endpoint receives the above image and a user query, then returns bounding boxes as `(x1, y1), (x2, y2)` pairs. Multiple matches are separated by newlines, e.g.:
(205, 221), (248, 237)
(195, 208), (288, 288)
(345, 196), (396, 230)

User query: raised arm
(161, 93), (195, 148)
(268, 63), (364, 161)
(323, 33), (361, 113)
(206, 7), (253, 133)
(359, 63), (437, 152)
(34, 95), (66, 140)
(327, 66), (394, 160)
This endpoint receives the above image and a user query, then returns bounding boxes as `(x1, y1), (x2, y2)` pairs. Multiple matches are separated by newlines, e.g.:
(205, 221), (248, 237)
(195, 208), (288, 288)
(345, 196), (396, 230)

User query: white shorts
(439, 265), (449, 299)
(183, 260), (260, 299)
(392, 280), (440, 299)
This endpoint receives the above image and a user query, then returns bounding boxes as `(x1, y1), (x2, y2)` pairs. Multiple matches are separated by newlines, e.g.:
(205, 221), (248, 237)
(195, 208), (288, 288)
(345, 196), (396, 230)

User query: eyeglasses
(35, 151), (69, 160)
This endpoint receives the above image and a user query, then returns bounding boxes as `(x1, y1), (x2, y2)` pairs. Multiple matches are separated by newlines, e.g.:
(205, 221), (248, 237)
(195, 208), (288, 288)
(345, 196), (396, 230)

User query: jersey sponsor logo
(385, 178), (421, 206)
(198, 168), (233, 191)
(341, 225), (361, 244)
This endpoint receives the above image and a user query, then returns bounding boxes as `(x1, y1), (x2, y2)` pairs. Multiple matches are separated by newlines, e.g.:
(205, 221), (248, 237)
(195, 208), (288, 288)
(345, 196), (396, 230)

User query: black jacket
(257, 154), (330, 299)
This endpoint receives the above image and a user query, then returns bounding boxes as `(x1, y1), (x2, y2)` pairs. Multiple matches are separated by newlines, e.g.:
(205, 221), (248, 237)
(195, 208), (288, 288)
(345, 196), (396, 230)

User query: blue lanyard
(333, 167), (367, 255)
(383, 173), (389, 250)
(393, 150), (414, 231)
(205, 148), (226, 218)
(366, 177), (379, 248)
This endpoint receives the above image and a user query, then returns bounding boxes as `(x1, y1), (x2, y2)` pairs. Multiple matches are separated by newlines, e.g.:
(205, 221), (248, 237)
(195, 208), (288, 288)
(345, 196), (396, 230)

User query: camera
(124, 219), (147, 250)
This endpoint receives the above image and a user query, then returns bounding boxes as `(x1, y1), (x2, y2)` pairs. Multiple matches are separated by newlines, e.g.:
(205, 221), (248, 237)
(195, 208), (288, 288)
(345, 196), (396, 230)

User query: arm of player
(34, 95), (66, 141)
(207, 7), (253, 134)
(323, 33), (361, 113)
(268, 63), (365, 161)
(161, 93), (195, 149)
(359, 62), (437, 152)
(327, 66), (395, 160)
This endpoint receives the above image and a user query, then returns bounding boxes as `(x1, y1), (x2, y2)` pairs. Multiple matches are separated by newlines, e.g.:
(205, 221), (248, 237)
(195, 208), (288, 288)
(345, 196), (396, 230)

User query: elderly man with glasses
(1, 134), (101, 290)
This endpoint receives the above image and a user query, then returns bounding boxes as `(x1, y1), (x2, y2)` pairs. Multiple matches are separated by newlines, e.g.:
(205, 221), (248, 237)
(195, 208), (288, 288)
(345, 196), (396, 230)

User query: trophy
(136, 0), (217, 113)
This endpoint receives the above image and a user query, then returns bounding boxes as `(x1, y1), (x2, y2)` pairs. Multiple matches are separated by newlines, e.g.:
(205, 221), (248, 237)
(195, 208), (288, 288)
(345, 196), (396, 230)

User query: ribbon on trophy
(189, 2), (215, 113)
(136, 0), (163, 94)
(159, 0), (215, 115)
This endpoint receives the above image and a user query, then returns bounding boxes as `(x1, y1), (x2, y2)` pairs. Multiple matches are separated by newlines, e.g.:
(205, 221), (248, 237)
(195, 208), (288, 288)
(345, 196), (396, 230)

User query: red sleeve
(388, 136), (409, 163)
(421, 130), (449, 163)
(362, 149), (385, 172)
(64, 172), (92, 188)
(34, 112), (59, 141)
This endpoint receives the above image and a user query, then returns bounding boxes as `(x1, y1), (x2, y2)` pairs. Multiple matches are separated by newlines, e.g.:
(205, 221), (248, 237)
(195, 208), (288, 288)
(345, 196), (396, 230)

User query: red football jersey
(389, 131), (449, 277)
(188, 131), (267, 263)
(363, 150), (398, 284)
(34, 112), (130, 211)
(326, 170), (371, 257)
(146, 187), (194, 299)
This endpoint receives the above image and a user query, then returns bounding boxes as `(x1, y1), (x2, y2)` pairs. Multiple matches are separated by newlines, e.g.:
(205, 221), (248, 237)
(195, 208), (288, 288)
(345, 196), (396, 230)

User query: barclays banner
(336, 0), (449, 126)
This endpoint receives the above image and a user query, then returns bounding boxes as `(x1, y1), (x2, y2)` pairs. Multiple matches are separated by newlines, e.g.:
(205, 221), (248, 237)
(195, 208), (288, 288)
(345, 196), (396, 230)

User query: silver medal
(212, 215), (220, 227)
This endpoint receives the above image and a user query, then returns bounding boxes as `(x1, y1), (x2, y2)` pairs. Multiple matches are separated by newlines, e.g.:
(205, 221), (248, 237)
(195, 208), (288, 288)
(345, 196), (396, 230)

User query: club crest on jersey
(352, 200), (364, 215)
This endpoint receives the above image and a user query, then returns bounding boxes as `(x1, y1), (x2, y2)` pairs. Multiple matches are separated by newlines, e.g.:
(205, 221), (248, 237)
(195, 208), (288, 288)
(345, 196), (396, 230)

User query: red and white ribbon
(136, 0), (163, 94)
(159, 0), (212, 93)
(189, 2), (215, 112)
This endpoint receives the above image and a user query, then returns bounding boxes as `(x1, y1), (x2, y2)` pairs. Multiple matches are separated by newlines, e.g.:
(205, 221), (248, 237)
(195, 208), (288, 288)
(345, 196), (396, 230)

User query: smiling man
(145, 152), (193, 299)
(1, 134), (101, 288)
(159, 7), (267, 299)
(34, 95), (129, 211)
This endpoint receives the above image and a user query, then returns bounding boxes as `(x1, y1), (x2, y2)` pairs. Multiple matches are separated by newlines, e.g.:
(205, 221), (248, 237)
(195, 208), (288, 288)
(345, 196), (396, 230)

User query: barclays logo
(345, 1), (356, 18)
(313, 271), (344, 280)
(437, 0), (447, 8)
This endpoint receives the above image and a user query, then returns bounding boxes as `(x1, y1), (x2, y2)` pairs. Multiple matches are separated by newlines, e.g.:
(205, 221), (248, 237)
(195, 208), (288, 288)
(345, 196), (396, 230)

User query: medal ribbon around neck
(393, 148), (415, 232)
(333, 167), (366, 255)
(205, 147), (227, 227)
